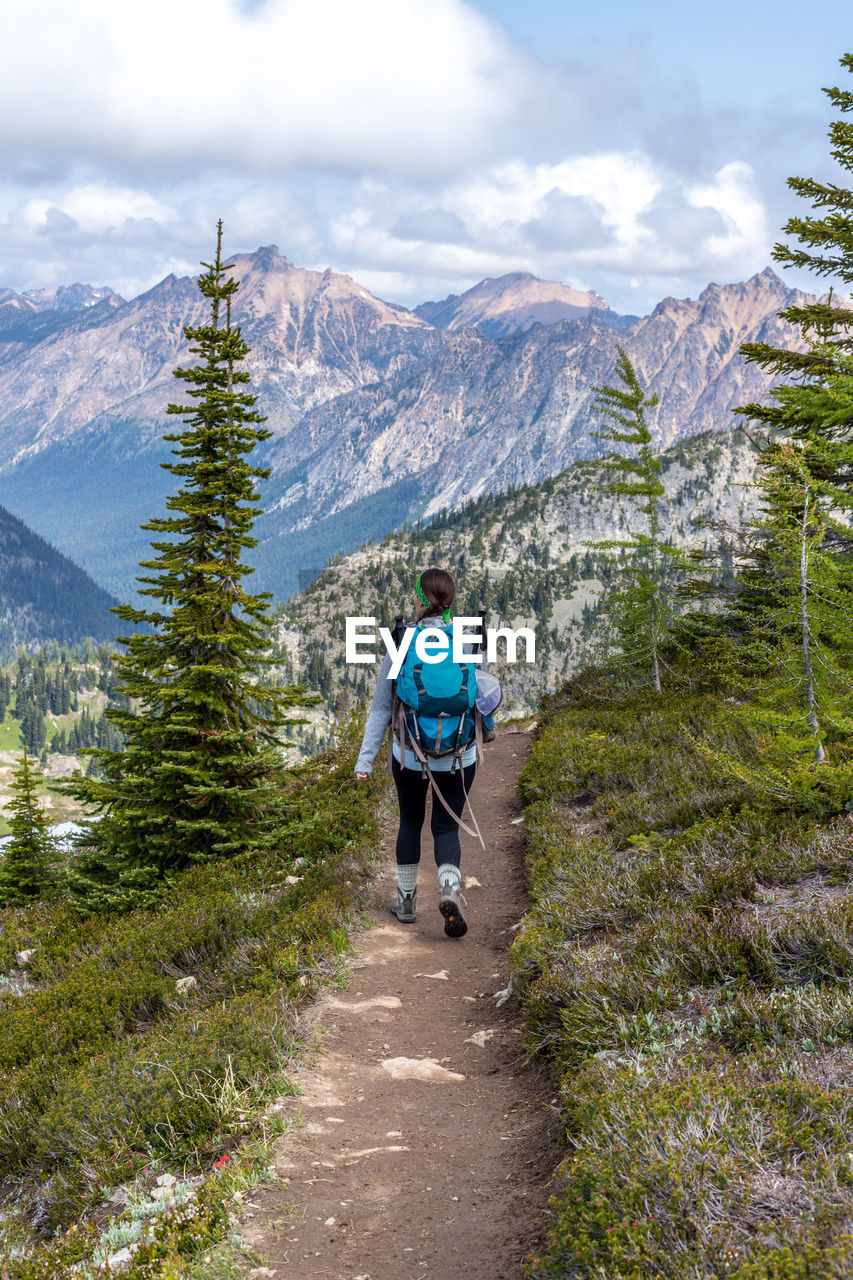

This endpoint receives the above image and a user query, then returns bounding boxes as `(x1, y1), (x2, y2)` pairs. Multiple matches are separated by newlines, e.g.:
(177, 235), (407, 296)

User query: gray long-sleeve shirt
(354, 617), (480, 775)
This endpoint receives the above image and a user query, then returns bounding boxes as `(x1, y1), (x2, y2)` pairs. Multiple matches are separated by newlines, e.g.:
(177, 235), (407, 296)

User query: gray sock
(396, 863), (419, 894)
(437, 862), (460, 890)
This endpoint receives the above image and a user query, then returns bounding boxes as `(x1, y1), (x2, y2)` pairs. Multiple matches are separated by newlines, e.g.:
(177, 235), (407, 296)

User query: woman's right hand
(356, 772), (369, 781)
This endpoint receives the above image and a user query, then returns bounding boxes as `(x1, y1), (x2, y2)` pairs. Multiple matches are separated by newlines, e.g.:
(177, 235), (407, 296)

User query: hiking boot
(439, 880), (468, 938)
(390, 887), (417, 923)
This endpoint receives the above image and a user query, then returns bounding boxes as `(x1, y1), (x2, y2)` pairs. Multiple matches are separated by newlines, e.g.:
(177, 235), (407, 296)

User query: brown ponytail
(416, 568), (455, 620)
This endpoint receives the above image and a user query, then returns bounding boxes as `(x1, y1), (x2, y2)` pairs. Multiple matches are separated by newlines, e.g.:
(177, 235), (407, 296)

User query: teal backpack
(393, 621), (478, 768)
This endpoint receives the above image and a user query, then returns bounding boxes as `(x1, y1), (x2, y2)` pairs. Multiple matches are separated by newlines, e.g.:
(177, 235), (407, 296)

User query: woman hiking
(355, 568), (480, 939)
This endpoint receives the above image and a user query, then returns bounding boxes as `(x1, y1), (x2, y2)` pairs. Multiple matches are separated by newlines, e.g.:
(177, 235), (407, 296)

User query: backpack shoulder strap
(388, 688), (401, 775)
(390, 614), (406, 649)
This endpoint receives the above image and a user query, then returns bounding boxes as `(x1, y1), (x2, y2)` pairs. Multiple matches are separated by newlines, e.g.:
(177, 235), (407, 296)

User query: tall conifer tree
(738, 54), (853, 453)
(732, 56), (853, 632)
(66, 224), (308, 913)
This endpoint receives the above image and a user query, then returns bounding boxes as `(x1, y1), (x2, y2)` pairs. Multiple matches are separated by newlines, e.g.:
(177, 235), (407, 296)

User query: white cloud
(0, 3), (778, 311)
(320, 155), (770, 301)
(2, 0), (521, 177)
(445, 154), (662, 249)
(687, 161), (769, 269)
(15, 185), (173, 235)
(0, 152), (772, 309)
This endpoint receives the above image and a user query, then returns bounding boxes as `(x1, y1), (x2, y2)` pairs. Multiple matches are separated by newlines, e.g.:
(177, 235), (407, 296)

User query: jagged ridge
(0, 254), (804, 599)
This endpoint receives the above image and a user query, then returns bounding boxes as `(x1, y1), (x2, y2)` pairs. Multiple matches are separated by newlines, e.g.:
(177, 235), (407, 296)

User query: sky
(1, 0), (851, 314)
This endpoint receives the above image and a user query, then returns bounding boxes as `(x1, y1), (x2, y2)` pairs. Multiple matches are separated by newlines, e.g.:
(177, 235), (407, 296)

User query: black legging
(392, 756), (477, 869)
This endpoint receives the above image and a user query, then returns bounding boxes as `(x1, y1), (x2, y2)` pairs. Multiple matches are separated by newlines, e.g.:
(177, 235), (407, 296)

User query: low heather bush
(516, 671), (853, 1278)
(0, 738), (382, 1268)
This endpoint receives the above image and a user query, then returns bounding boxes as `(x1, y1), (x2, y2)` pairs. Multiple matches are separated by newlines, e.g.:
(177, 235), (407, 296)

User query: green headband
(416, 573), (451, 625)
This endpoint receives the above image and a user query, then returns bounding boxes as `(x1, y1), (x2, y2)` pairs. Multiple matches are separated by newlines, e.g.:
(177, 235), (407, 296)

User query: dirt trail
(239, 729), (557, 1280)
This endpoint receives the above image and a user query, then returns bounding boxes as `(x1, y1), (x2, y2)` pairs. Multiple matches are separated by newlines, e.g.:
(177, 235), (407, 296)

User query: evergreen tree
(728, 308), (853, 652)
(705, 441), (853, 805)
(65, 223), (309, 913)
(720, 53), (853, 742)
(727, 56), (853, 654)
(21, 703), (46, 754)
(0, 749), (53, 906)
(738, 54), (853, 453)
(583, 348), (688, 692)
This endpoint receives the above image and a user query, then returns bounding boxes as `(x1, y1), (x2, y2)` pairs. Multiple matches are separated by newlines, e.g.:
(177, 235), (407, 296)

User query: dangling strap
(474, 709), (485, 771)
(388, 695), (405, 774)
(459, 761), (483, 849)
(390, 703), (485, 849)
(405, 731), (485, 849)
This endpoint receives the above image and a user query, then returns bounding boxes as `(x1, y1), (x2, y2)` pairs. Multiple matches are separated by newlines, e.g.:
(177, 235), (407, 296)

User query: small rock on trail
(237, 730), (557, 1279)
(380, 1057), (466, 1083)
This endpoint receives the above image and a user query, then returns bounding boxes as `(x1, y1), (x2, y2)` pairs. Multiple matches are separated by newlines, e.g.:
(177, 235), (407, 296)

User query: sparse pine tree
(64, 223), (310, 914)
(0, 749), (53, 906)
(583, 347), (688, 692)
(705, 441), (853, 806)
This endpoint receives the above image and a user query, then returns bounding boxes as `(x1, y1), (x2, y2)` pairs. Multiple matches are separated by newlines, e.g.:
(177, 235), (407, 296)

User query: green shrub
(0, 740), (382, 1261)
(516, 669), (853, 1279)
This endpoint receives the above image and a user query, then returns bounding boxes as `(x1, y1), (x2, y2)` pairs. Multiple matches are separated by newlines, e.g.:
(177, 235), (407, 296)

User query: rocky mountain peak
(414, 270), (617, 337)
(645, 270), (800, 329)
(21, 283), (123, 312)
(242, 243), (291, 270)
(223, 246), (430, 335)
(750, 266), (786, 288)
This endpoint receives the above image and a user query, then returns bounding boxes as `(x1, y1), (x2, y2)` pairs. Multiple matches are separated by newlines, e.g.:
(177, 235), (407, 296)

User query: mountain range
(0, 250), (806, 600)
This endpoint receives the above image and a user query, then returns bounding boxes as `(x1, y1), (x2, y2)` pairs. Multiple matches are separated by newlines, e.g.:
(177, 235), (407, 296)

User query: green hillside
(0, 503), (119, 655)
(274, 425), (763, 729)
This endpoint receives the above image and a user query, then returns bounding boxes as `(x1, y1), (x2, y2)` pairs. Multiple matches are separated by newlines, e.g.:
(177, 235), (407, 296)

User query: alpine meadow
(5, 36), (853, 1280)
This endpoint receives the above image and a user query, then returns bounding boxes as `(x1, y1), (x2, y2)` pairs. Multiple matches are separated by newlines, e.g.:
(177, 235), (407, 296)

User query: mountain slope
(0, 248), (439, 596)
(414, 271), (626, 336)
(0, 287), (124, 358)
(0, 246), (437, 470)
(275, 424), (763, 726)
(0, 504), (119, 653)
